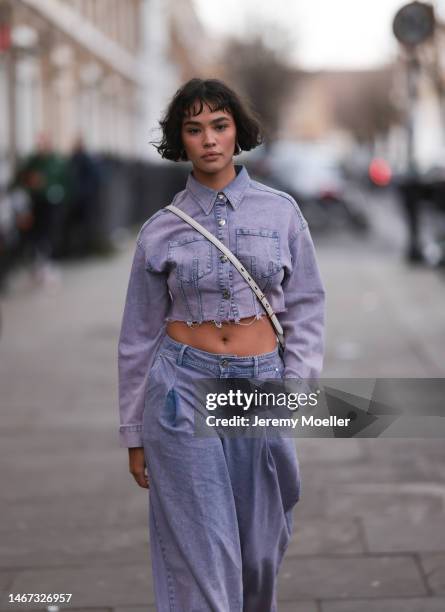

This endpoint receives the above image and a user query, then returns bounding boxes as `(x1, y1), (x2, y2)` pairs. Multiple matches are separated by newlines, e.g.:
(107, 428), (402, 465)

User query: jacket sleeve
(118, 239), (170, 448)
(278, 224), (326, 381)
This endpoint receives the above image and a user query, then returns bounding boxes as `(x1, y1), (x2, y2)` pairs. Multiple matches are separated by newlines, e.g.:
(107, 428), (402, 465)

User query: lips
(202, 153), (221, 160)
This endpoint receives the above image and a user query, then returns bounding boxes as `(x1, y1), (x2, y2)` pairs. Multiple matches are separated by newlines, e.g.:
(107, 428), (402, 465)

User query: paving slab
(0, 523), (149, 570)
(0, 493), (148, 536)
(277, 602), (319, 612)
(114, 607), (156, 612)
(0, 572), (15, 599)
(363, 515), (445, 553)
(309, 463), (440, 495)
(286, 518), (365, 556)
(0, 431), (127, 504)
(420, 553), (445, 595)
(357, 440), (445, 482)
(292, 484), (328, 519)
(296, 439), (365, 463)
(0, 565), (155, 610)
(320, 227), (445, 378)
(320, 483), (445, 521)
(321, 597), (445, 612)
(277, 555), (427, 600)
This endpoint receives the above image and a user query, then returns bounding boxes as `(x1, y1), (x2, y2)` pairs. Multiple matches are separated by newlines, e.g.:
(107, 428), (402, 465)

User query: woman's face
(181, 102), (237, 174)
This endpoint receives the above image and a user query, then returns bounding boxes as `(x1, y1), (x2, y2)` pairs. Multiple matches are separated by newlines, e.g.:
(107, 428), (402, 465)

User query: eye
(216, 124), (229, 131)
(186, 128), (199, 135)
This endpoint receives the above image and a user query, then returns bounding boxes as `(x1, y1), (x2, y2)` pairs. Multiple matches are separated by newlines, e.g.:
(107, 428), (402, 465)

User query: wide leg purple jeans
(142, 334), (301, 611)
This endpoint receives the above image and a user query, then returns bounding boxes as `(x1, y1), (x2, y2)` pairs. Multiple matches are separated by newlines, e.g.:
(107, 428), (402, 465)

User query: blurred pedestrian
(118, 78), (326, 610)
(65, 135), (101, 257)
(0, 184), (31, 292)
(397, 176), (424, 262)
(12, 133), (68, 285)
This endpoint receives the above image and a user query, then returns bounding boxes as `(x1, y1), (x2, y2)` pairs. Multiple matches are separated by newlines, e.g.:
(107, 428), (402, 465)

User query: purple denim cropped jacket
(118, 164), (326, 447)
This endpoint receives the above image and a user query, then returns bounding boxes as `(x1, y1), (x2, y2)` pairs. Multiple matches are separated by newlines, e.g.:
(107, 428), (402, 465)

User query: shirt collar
(185, 164), (250, 215)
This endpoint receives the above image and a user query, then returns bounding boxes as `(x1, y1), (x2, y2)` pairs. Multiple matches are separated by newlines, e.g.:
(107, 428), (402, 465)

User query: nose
(203, 128), (216, 148)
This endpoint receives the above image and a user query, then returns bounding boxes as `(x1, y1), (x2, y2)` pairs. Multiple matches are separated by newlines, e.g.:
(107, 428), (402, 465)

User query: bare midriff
(166, 315), (278, 356)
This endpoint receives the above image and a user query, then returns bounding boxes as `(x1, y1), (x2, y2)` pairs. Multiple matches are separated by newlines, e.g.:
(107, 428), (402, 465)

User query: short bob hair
(154, 78), (263, 161)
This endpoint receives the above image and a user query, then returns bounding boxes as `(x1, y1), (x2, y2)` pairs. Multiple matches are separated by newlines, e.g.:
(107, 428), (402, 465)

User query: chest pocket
(235, 229), (281, 283)
(167, 236), (213, 283)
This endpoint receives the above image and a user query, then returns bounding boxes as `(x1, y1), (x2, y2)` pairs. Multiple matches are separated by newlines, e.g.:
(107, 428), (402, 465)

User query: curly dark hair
(153, 78), (263, 161)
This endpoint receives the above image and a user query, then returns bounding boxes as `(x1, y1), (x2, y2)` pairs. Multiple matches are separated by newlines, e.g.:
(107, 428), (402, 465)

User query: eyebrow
(183, 116), (231, 127)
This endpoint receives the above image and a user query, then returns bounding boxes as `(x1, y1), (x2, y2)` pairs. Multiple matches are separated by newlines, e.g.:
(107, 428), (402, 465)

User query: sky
(192, 0), (423, 71)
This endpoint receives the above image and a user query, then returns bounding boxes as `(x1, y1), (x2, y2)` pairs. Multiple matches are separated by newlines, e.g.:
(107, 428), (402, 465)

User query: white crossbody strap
(165, 204), (285, 350)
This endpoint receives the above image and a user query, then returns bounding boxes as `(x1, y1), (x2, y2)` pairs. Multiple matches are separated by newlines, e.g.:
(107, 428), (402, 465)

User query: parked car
(246, 140), (368, 233)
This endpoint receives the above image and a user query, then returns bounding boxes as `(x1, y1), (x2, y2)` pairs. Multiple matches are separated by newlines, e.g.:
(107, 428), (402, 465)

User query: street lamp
(393, 2), (436, 175)
(392, 2), (442, 263)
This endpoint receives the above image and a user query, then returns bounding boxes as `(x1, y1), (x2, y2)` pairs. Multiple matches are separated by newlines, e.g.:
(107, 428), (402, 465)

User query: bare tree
(331, 66), (404, 145)
(221, 24), (299, 141)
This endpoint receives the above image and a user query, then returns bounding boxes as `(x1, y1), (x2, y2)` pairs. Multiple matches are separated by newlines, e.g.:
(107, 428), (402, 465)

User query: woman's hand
(128, 447), (149, 489)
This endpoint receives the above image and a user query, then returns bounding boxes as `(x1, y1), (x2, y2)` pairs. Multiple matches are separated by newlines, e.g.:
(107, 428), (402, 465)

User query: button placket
(215, 195), (231, 318)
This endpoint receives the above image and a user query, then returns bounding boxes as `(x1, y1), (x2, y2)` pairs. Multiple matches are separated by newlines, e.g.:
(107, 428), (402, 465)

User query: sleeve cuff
(119, 426), (144, 448)
(283, 375), (314, 397)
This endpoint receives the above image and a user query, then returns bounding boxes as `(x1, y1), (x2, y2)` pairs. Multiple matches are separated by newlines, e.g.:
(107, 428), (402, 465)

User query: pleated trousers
(142, 334), (301, 611)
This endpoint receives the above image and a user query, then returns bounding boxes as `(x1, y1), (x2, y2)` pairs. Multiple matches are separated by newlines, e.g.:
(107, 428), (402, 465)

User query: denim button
(220, 255), (228, 263)
(221, 359), (229, 367)
(222, 289), (230, 299)
(218, 219), (226, 226)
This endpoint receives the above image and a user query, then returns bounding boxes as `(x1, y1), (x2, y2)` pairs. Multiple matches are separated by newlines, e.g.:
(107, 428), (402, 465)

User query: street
(1, 188), (445, 611)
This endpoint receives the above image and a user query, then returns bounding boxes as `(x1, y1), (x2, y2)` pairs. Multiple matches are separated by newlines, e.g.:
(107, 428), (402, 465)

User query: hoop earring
(234, 141), (242, 155)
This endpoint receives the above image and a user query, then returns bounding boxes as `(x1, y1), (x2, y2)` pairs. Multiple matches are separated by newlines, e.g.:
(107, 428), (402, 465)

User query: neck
(192, 162), (237, 191)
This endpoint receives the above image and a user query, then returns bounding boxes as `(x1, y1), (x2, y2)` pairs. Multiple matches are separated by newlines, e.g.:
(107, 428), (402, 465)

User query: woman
(118, 78), (325, 611)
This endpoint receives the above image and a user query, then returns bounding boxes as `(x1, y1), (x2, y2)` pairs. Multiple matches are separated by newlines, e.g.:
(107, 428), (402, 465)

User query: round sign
(393, 1), (435, 47)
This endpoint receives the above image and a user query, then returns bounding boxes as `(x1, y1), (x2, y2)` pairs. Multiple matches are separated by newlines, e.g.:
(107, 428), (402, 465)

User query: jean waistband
(159, 333), (282, 376)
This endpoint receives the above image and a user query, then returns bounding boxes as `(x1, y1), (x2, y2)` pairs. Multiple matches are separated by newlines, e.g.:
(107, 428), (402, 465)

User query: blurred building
(0, 0), (213, 182)
(278, 68), (399, 158)
(0, 0), (146, 167)
(141, 0), (216, 161)
(275, 1), (445, 175)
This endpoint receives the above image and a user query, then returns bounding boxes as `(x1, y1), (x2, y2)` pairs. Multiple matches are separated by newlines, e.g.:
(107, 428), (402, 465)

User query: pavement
(1, 188), (445, 612)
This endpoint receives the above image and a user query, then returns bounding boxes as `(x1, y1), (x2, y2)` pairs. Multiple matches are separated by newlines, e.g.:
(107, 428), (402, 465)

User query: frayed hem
(164, 313), (267, 328)
(234, 313), (266, 326)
